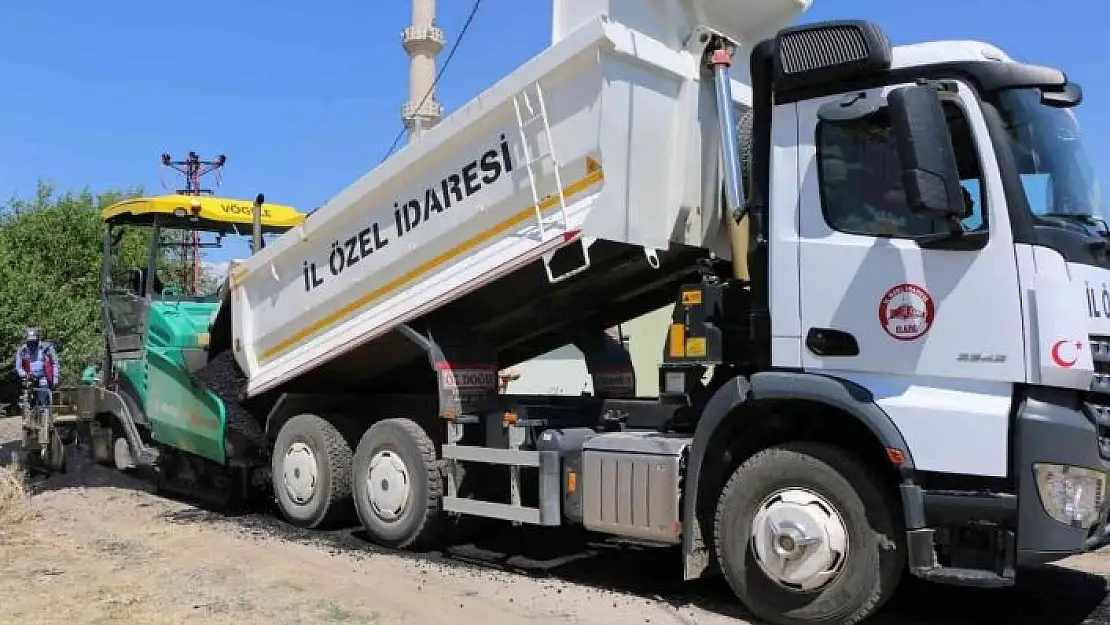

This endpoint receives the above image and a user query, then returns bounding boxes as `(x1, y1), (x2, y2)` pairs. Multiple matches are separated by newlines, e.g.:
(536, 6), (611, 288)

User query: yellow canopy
(101, 194), (305, 232)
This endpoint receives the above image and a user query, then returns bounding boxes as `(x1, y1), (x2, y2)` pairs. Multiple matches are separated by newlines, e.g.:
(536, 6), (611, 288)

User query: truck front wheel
(352, 418), (443, 550)
(714, 442), (904, 625)
(271, 414), (354, 528)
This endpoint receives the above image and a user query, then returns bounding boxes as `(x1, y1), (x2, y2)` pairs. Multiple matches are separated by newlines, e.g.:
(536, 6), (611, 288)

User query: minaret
(402, 0), (446, 141)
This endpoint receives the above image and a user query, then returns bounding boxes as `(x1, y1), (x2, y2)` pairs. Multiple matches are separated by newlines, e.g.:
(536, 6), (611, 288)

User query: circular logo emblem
(878, 283), (935, 341)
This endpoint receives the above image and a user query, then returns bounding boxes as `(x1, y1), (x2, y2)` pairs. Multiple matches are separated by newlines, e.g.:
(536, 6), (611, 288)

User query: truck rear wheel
(352, 418), (443, 549)
(271, 414), (354, 528)
(714, 442), (904, 625)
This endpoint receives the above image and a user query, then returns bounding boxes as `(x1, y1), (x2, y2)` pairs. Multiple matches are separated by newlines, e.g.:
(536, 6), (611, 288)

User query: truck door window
(817, 99), (986, 239)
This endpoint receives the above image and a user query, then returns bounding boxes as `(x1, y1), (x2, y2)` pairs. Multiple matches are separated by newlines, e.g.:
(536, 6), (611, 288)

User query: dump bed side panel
(231, 18), (739, 397)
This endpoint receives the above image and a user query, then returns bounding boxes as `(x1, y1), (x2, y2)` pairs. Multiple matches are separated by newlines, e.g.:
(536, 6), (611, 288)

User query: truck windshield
(994, 87), (1105, 230)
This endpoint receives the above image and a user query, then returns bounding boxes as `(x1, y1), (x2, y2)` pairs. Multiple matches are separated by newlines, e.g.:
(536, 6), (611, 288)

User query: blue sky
(1, 0), (1105, 263)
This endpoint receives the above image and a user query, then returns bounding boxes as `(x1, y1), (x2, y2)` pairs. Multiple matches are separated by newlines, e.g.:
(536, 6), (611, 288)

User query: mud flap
(396, 324), (500, 419)
(573, 328), (637, 399)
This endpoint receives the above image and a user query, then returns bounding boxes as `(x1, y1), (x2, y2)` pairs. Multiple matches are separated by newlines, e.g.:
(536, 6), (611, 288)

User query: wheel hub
(282, 442), (318, 505)
(366, 450), (411, 522)
(750, 488), (849, 592)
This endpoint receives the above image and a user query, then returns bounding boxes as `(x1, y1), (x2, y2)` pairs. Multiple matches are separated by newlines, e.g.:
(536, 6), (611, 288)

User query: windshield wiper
(1039, 213), (1110, 256)
(1038, 212), (1108, 235)
(1040, 212), (1097, 222)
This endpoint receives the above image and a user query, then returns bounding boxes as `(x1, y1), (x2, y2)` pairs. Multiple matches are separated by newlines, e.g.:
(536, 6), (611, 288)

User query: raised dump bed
(228, 0), (809, 398)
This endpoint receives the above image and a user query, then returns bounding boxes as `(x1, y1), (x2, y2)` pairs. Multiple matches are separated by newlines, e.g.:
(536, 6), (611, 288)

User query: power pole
(160, 151), (226, 295)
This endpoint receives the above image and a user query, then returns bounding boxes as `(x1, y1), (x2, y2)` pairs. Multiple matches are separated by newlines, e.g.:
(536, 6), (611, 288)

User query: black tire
(714, 442), (904, 625)
(271, 413), (354, 528)
(352, 418), (444, 550)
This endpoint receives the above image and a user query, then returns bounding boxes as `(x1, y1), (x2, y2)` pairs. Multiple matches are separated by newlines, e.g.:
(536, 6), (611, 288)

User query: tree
(157, 230), (222, 296)
(0, 181), (147, 387)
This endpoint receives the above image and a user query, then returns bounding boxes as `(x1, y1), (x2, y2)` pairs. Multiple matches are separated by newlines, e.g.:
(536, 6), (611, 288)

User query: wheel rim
(366, 449), (411, 522)
(749, 487), (850, 592)
(282, 441), (318, 505)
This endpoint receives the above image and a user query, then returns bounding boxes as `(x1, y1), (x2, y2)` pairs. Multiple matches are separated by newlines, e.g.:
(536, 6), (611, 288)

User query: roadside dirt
(2, 416), (1110, 625)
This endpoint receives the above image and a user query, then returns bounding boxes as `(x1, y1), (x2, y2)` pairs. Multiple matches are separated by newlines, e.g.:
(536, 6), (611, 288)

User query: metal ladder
(511, 82), (592, 284)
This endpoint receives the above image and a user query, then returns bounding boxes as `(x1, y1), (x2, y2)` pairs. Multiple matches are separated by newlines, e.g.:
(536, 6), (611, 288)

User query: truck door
(794, 81), (1025, 478)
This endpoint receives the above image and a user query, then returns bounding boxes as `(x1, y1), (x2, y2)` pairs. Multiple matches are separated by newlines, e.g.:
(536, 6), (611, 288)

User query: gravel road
(2, 416), (1110, 625)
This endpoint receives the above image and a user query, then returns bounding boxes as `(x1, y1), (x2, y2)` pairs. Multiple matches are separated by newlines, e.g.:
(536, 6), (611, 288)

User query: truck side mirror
(888, 84), (964, 219)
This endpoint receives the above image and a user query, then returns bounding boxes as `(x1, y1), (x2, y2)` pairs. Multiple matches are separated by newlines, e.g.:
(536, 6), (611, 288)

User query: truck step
(442, 444), (540, 467)
(913, 566), (1015, 588)
(443, 496), (552, 525)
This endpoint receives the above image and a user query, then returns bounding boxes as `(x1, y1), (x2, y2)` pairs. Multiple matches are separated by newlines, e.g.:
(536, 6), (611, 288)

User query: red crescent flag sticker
(1050, 340), (1081, 368)
(878, 283), (935, 341)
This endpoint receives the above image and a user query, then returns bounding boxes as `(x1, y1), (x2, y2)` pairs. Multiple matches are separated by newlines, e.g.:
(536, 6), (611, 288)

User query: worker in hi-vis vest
(14, 327), (60, 408)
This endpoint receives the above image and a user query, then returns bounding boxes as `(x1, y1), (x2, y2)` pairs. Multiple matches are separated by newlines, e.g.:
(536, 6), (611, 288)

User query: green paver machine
(78, 190), (304, 500)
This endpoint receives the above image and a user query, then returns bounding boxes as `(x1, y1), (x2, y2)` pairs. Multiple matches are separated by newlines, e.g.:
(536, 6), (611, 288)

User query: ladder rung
(524, 154), (554, 168)
(442, 444), (541, 467)
(520, 114), (544, 127)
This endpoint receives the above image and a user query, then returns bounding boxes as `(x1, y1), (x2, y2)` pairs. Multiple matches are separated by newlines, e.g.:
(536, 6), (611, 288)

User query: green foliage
(0, 181), (146, 384)
(157, 231), (222, 296)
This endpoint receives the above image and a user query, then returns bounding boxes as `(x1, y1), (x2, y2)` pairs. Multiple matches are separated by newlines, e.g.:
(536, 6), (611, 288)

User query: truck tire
(271, 414), (354, 528)
(714, 441), (904, 625)
(352, 418), (443, 550)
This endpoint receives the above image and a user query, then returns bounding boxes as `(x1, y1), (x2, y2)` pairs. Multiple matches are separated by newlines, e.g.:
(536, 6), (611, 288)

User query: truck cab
(755, 27), (1108, 570)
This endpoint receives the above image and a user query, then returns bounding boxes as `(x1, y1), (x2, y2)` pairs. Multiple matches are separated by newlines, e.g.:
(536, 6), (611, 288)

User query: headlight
(1033, 463), (1107, 529)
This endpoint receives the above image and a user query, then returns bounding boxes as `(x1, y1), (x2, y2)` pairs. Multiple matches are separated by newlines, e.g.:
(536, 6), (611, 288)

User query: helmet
(25, 327), (39, 350)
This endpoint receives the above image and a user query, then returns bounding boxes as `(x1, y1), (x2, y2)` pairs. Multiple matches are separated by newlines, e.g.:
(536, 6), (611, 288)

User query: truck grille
(1085, 335), (1110, 460)
(1091, 335), (1110, 394)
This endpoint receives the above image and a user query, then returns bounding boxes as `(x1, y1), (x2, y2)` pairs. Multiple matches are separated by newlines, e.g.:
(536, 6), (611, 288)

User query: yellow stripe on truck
(255, 166), (605, 364)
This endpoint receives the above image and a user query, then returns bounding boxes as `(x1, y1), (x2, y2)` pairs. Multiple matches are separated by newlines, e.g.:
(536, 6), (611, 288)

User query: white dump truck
(87, 0), (1110, 623)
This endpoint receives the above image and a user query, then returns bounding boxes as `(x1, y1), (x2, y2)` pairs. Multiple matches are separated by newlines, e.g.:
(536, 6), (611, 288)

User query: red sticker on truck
(438, 368), (498, 390)
(878, 283), (935, 341)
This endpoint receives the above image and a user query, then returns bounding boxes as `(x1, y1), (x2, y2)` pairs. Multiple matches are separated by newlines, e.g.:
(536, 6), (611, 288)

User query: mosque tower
(402, 0), (446, 140)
